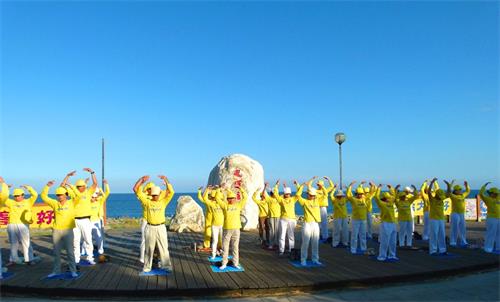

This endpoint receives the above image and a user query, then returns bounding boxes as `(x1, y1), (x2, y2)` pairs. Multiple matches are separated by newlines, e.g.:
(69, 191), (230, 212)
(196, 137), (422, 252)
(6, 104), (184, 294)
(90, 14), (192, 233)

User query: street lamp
(334, 132), (346, 189)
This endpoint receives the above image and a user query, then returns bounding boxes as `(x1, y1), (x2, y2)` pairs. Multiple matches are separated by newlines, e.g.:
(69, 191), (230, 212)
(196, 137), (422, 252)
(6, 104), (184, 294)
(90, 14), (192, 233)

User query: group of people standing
(0, 168), (109, 279)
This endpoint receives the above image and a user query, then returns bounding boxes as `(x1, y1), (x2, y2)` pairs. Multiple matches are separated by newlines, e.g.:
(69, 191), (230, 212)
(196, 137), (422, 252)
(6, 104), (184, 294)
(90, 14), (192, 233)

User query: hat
(356, 188), (365, 194)
(55, 187), (67, 195)
(436, 189), (447, 199)
(210, 190), (217, 198)
(453, 185), (463, 192)
(284, 187), (292, 194)
(382, 192), (391, 199)
(144, 182), (154, 191)
(12, 188), (24, 196)
(488, 188), (499, 195)
(150, 186), (161, 196)
(364, 187), (371, 194)
(404, 186), (412, 192)
(308, 188), (317, 196)
(335, 190), (345, 197)
(317, 180), (324, 186)
(227, 191), (237, 199)
(75, 179), (86, 187)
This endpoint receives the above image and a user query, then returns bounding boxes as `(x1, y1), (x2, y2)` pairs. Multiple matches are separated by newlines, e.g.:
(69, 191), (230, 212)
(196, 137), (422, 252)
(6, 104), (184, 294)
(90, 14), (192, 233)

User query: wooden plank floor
(1, 223), (499, 298)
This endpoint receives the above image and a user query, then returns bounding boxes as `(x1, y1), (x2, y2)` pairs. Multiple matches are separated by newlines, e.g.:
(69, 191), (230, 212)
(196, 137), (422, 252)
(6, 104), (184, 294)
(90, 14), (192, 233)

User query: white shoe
(312, 261), (322, 265)
(300, 261), (307, 266)
(71, 272), (78, 278)
(88, 259), (96, 265)
(47, 273), (59, 278)
(219, 265), (227, 270)
(232, 264), (241, 269)
(210, 256), (217, 261)
(139, 259), (144, 264)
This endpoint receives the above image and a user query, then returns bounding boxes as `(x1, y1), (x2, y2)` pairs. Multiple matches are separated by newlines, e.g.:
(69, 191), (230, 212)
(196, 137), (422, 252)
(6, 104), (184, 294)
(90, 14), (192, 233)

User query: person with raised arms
(263, 182), (281, 250)
(420, 180), (436, 240)
(346, 181), (369, 254)
(251, 187), (269, 245)
(199, 186), (225, 260)
(89, 180), (110, 256)
(0, 178), (38, 265)
(315, 176), (335, 241)
(444, 179), (471, 247)
(395, 185), (420, 248)
(427, 178), (448, 255)
(374, 183), (398, 261)
(479, 182), (499, 253)
(217, 187), (247, 270)
(296, 178), (322, 266)
(61, 168), (98, 265)
(329, 187), (348, 248)
(134, 175), (174, 273)
(41, 180), (78, 278)
(274, 180), (300, 256)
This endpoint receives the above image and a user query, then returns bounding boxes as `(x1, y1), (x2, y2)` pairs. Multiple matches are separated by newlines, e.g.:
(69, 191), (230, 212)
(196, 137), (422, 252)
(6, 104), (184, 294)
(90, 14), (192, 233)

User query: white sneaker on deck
(300, 261), (307, 266)
(312, 261), (322, 265)
(232, 264), (241, 269)
(71, 272), (79, 278)
(88, 259), (96, 265)
(47, 273), (59, 278)
(219, 265), (227, 270)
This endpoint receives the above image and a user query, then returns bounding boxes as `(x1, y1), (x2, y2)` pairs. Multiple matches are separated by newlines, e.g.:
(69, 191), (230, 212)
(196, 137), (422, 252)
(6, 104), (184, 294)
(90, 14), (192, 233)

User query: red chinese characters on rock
(233, 169), (243, 200)
(36, 210), (54, 225)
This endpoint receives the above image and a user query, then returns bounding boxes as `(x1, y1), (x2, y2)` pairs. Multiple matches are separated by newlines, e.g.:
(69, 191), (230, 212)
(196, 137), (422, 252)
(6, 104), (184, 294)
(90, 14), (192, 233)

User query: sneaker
(47, 273), (59, 278)
(232, 264), (241, 269)
(376, 257), (386, 261)
(88, 259), (96, 265)
(209, 256), (217, 261)
(139, 259), (145, 264)
(219, 265), (227, 270)
(312, 261), (322, 265)
(300, 261), (307, 266)
(70, 272), (79, 278)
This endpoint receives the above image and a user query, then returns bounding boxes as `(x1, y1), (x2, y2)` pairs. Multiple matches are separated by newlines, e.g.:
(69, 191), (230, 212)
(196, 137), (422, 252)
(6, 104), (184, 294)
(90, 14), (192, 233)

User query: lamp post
(334, 133), (346, 189)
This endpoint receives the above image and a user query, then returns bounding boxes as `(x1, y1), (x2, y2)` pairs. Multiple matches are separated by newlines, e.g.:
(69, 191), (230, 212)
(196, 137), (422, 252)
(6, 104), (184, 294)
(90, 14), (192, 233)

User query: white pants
(73, 218), (94, 263)
(7, 224), (33, 263)
(91, 221), (105, 254)
(320, 207), (328, 240)
(268, 217), (280, 247)
(52, 229), (77, 274)
(279, 218), (296, 253)
(140, 218), (147, 262)
(222, 229), (240, 267)
(429, 219), (446, 254)
(350, 219), (367, 253)
(398, 221), (413, 247)
(301, 222), (319, 263)
(332, 217), (349, 246)
(484, 218), (499, 253)
(423, 212), (430, 240)
(143, 224), (171, 272)
(366, 212), (373, 239)
(378, 222), (397, 260)
(450, 213), (467, 246)
(211, 225), (223, 258)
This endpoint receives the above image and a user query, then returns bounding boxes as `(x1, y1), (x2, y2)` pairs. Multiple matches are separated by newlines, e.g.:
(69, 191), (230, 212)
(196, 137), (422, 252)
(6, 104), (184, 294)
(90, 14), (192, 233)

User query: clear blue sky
(1, 1), (498, 192)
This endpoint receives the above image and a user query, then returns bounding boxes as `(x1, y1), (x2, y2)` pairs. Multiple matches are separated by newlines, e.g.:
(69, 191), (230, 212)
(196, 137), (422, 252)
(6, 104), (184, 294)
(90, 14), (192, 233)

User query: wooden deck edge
(1, 261), (499, 299)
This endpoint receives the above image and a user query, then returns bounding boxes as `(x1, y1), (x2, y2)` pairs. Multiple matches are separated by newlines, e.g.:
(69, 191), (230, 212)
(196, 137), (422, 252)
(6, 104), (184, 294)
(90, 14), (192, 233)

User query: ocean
(40, 190), (481, 218)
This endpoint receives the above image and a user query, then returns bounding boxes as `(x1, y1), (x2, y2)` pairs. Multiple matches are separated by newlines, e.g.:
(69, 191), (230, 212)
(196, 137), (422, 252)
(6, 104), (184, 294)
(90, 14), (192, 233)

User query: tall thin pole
(101, 138), (105, 188)
(339, 144), (343, 189)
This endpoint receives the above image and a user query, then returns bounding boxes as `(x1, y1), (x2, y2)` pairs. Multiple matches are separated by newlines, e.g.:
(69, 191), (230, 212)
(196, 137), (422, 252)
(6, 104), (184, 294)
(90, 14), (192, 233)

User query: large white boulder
(169, 195), (205, 233)
(207, 154), (264, 230)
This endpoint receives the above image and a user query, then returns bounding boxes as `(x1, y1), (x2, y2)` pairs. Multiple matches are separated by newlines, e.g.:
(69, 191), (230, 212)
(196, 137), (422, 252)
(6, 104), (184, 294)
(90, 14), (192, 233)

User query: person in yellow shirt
(445, 180), (470, 247)
(296, 181), (322, 266)
(315, 177), (334, 241)
(61, 168), (98, 265)
(132, 181), (154, 263)
(88, 180), (110, 256)
(479, 182), (499, 253)
(374, 184), (398, 261)
(134, 175), (174, 273)
(264, 182), (281, 249)
(41, 180), (78, 278)
(395, 185), (419, 247)
(217, 188), (247, 270)
(274, 180), (300, 256)
(0, 180), (38, 265)
(358, 182), (376, 240)
(200, 186), (225, 260)
(329, 188), (348, 247)
(252, 188), (269, 245)
(347, 181), (369, 254)
(197, 185), (215, 251)
(427, 178), (447, 255)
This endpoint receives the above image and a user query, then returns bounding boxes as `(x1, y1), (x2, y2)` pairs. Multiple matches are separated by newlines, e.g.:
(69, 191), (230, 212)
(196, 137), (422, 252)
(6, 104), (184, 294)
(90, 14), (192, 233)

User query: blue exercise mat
(289, 260), (325, 268)
(210, 265), (244, 273)
(1, 272), (14, 280)
(139, 268), (171, 276)
(369, 255), (400, 263)
(43, 272), (82, 280)
(490, 250), (500, 255)
(207, 256), (232, 262)
(431, 252), (459, 259)
(78, 260), (96, 266)
(349, 249), (367, 255)
(332, 244), (349, 248)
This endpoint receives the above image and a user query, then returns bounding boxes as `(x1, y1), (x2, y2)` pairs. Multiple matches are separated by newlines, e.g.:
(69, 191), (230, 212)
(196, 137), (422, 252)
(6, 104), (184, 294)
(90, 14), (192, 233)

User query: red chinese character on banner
(0, 211), (9, 226)
(36, 210), (54, 225)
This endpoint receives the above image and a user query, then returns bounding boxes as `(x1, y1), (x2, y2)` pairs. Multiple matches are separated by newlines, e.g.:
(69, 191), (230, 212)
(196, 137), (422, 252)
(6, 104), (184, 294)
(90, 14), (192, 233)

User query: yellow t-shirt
(316, 180), (334, 207)
(395, 193), (417, 222)
(204, 200), (225, 227)
(2, 185), (38, 224)
(41, 186), (76, 230)
(68, 184), (96, 218)
(252, 192), (269, 218)
(480, 186), (500, 219)
(296, 185), (321, 223)
(449, 186), (470, 214)
(329, 191), (348, 219)
(347, 186), (367, 220)
(429, 196), (445, 220)
(265, 192), (281, 218)
(217, 190), (248, 230)
(136, 184), (174, 224)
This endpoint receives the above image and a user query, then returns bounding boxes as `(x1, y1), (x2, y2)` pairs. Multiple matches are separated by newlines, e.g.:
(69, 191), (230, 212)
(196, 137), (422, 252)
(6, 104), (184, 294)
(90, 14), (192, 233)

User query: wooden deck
(1, 224), (499, 298)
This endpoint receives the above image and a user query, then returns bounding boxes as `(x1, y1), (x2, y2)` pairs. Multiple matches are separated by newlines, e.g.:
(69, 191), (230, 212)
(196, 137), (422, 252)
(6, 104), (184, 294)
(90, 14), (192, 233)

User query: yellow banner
(395, 198), (452, 217)
(0, 203), (56, 229)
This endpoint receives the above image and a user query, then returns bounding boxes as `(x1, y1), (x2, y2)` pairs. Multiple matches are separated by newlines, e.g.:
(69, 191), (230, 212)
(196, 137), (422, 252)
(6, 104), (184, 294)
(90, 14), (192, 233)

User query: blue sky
(1, 1), (498, 192)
